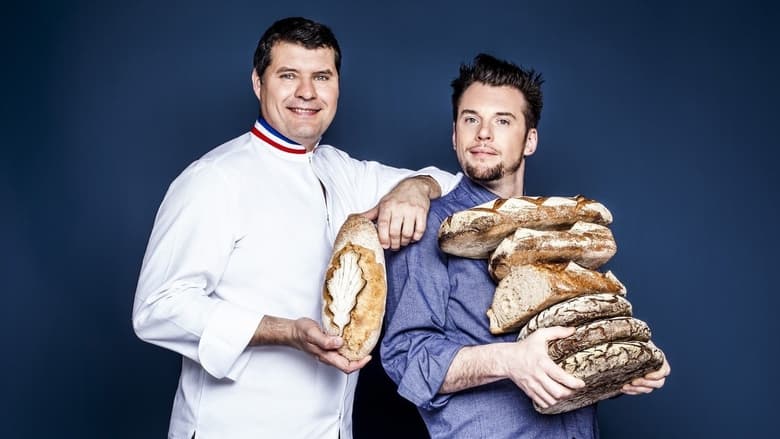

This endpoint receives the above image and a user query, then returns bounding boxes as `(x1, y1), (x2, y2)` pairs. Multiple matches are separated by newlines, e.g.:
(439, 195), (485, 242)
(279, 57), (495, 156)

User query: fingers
(412, 209), (427, 242)
(376, 207), (392, 249)
(509, 334), (584, 409)
(314, 350), (371, 374)
(622, 357), (670, 395)
(536, 325), (576, 341)
(622, 382), (660, 395)
(291, 318), (372, 374)
(375, 206), (420, 250)
(359, 206), (379, 221)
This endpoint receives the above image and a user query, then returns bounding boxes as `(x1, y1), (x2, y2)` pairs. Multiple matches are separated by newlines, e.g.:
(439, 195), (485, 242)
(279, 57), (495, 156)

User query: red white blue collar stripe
(250, 117), (307, 154)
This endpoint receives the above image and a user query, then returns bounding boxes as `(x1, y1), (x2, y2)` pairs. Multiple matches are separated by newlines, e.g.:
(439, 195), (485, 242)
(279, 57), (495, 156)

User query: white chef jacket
(132, 118), (457, 439)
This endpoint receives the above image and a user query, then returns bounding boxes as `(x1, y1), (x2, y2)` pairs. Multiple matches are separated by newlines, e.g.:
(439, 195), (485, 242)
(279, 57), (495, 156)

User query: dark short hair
(253, 17), (341, 78)
(451, 53), (544, 129)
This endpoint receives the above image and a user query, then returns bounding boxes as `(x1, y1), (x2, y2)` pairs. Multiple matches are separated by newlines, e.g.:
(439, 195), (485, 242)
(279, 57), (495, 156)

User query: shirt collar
(250, 117), (309, 154)
(459, 176), (502, 206)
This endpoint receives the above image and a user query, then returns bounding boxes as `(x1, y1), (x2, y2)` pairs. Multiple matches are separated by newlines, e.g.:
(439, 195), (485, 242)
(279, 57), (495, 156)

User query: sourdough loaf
(487, 262), (626, 334)
(438, 195), (613, 259)
(535, 341), (665, 414)
(544, 317), (651, 362)
(488, 221), (617, 281)
(322, 214), (387, 361)
(518, 293), (633, 340)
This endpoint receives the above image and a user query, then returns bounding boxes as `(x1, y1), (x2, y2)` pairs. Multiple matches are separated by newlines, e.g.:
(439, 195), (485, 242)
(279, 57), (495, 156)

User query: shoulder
(167, 134), (252, 199)
(314, 144), (350, 160)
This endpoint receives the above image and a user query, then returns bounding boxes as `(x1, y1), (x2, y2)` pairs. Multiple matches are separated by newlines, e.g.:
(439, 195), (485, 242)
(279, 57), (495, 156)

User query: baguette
(322, 214), (387, 361)
(487, 262), (626, 334)
(438, 195), (613, 259)
(488, 221), (617, 281)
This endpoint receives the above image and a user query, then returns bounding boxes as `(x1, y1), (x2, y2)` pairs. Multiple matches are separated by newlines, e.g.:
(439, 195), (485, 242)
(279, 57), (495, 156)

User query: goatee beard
(466, 163), (505, 182)
(466, 157), (523, 183)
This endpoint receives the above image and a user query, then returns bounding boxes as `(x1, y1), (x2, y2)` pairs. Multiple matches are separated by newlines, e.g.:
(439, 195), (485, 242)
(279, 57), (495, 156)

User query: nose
(477, 123), (492, 142)
(296, 78), (316, 100)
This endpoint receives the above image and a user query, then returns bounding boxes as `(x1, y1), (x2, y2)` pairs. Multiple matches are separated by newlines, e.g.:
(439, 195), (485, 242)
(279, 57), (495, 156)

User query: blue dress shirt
(381, 176), (599, 439)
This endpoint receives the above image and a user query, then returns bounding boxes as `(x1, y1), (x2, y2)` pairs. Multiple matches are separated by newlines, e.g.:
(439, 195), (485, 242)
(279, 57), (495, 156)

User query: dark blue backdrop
(3, 1), (778, 437)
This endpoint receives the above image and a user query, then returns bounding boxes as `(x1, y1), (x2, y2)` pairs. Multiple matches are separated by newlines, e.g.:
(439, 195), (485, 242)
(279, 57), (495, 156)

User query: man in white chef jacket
(132, 16), (458, 439)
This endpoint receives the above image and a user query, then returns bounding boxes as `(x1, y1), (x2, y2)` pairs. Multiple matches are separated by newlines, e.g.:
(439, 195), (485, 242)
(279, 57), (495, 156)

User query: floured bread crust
(487, 262), (626, 334)
(489, 221), (617, 281)
(322, 215), (387, 361)
(535, 341), (665, 414)
(438, 195), (613, 259)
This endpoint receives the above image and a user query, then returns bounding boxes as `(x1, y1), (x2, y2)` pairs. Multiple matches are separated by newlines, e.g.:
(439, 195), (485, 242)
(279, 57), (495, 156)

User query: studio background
(3, 1), (777, 437)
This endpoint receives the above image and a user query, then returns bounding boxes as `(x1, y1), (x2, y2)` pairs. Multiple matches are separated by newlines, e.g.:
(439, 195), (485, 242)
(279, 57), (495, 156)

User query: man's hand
(622, 356), (671, 395)
(360, 175), (441, 250)
(503, 326), (586, 409)
(440, 326), (583, 410)
(250, 316), (370, 374)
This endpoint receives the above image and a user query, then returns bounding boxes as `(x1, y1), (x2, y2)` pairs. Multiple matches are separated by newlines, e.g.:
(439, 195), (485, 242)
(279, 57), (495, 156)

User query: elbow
(131, 303), (152, 342)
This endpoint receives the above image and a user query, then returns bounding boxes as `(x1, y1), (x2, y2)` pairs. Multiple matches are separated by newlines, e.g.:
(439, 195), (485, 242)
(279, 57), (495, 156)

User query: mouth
(288, 106), (321, 116)
(468, 145), (498, 158)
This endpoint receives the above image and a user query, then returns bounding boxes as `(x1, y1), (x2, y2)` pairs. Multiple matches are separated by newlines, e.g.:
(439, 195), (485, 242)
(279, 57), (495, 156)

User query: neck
(474, 162), (526, 199)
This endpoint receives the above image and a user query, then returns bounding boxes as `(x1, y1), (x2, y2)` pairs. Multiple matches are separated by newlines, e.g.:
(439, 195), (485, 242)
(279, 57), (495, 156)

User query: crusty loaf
(518, 293), (633, 340)
(544, 317), (651, 362)
(487, 262), (626, 334)
(535, 341), (665, 414)
(489, 221), (617, 281)
(322, 214), (387, 361)
(438, 195), (613, 259)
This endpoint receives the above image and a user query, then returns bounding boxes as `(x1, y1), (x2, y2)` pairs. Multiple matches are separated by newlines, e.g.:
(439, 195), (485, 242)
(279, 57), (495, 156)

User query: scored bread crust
(534, 341), (665, 415)
(487, 262), (626, 335)
(322, 215), (387, 361)
(544, 317), (652, 362)
(438, 195), (613, 259)
(488, 221), (617, 281)
(518, 293), (633, 340)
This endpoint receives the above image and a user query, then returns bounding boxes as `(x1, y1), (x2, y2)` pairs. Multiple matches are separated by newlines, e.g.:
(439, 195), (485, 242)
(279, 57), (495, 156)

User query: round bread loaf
(518, 293), (633, 340)
(544, 317), (652, 362)
(535, 341), (665, 415)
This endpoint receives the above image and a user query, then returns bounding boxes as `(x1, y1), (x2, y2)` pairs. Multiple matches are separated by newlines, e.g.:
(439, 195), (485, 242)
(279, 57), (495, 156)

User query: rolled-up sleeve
(380, 211), (463, 409)
(132, 161), (262, 380)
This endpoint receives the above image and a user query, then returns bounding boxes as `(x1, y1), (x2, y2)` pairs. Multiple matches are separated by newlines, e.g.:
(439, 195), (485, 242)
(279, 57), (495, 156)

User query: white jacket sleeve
(332, 150), (460, 211)
(132, 161), (262, 380)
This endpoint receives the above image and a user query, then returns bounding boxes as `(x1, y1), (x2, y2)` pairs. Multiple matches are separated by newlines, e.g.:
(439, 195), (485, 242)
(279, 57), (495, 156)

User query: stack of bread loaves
(438, 195), (665, 414)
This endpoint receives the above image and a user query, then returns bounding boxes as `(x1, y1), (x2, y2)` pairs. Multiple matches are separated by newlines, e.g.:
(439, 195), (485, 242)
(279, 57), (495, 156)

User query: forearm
(249, 315), (294, 346)
(440, 344), (508, 394)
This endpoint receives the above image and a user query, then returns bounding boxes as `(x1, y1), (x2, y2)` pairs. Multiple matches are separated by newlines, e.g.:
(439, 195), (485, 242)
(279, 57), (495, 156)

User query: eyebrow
(274, 66), (335, 76)
(459, 109), (517, 119)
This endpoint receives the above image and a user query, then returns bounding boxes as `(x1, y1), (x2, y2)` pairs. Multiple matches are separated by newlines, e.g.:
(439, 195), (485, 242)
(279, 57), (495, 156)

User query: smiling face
(452, 82), (537, 196)
(252, 41), (339, 150)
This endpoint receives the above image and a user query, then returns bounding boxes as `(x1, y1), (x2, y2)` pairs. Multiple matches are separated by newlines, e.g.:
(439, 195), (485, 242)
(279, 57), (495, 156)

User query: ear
(451, 122), (457, 150)
(251, 69), (262, 100)
(523, 128), (538, 157)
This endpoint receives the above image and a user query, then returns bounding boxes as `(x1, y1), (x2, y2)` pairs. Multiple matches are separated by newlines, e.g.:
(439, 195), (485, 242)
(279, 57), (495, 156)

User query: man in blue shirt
(380, 53), (670, 438)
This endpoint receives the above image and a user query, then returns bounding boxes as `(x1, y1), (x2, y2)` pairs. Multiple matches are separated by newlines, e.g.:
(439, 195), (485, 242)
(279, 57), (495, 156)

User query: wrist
(250, 315), (293, 346)
(414, 175), (441, 199)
